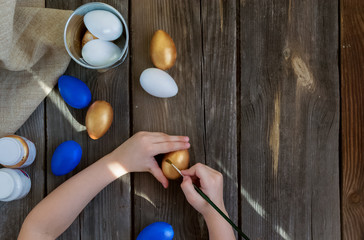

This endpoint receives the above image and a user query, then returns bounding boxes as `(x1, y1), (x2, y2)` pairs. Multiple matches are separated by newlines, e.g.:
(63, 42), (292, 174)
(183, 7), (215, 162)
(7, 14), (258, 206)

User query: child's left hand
(108, 131), (190, 188)
(18, 131), (190, 239)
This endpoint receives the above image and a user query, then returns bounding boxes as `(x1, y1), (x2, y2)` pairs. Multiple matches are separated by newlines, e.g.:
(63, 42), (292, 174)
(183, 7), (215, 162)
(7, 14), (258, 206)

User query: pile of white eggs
(82, 10), (123, 67)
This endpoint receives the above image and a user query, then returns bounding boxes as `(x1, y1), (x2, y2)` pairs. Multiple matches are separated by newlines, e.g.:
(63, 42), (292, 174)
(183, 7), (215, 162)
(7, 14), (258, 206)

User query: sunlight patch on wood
(269, 92), (280, 178)
(292, 56), (315, 91)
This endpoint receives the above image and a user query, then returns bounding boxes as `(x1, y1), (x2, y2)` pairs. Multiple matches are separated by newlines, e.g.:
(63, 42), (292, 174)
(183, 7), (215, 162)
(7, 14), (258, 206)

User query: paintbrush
(165, 159), (250, 240)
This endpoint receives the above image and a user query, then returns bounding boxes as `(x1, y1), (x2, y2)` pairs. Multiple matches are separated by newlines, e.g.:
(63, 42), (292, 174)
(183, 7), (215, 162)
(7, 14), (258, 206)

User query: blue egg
(137, 222), (174, 240)
(51, 141), (82, 176)
(58, 75), (91, 109)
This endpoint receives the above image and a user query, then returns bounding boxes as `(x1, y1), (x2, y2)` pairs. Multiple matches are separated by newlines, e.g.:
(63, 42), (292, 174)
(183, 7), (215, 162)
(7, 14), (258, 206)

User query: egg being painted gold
(86, 100), (113, 140)
(162, 149), (189, 180)
(150, 30), (177, 70)
(82, 30), (98, 47)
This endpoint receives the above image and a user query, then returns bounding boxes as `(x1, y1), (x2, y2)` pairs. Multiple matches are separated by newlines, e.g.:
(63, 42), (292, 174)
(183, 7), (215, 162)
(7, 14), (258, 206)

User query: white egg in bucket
(140, 68), (178, 98)
(84, 10), (123, 41)
(82, 39), (122, 67)
(64, 3), (129, 70)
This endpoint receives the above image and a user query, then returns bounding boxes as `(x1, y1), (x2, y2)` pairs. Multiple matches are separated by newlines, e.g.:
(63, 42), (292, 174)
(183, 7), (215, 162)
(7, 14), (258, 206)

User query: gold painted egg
(86, 100), (113, 140)
(150, 30), (177, 70)
(82, 30), (98, 47)
(162, 149), (189, 180)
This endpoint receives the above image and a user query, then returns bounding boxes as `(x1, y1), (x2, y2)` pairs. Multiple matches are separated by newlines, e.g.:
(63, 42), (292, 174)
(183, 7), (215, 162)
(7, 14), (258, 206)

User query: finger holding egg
(162, 150), (189, 180)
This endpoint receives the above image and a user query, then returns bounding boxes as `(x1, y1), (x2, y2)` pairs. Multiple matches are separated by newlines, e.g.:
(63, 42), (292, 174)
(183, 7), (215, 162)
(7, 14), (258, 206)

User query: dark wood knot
(349, 192), (361, 204)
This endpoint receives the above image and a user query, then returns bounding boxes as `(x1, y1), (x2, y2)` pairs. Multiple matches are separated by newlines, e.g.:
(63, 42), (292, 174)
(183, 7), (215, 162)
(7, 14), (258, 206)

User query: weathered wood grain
(200, 0), (239, 238)
(45, 72), (83, 240)
(79, 66), (131, 240)
(341, 0), (364, 239)
(131, 0), (206, 239)
(45, 1), (131, 239)
(0, 103), (45, 240)
(240, 0), (340, 239)
(1, 1), (346, 239)
(45, 62), (131, 240)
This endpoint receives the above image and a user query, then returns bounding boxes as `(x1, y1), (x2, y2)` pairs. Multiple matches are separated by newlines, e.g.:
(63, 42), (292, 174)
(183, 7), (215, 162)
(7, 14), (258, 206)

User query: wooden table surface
(4, 0), (363, 239)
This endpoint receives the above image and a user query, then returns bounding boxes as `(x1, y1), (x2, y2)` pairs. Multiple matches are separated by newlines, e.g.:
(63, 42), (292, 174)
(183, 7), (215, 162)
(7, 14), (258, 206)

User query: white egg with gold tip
(82, 39), (121, 67)
(139, 68), (178, 98)
(84, 10), (123, 41)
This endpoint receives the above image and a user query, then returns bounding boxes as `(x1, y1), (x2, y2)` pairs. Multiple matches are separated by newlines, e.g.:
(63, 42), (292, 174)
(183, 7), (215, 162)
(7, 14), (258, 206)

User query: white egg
(82, 39), (122, 67)
(84, 10), (123, 41)
(140, 68), (178, 98)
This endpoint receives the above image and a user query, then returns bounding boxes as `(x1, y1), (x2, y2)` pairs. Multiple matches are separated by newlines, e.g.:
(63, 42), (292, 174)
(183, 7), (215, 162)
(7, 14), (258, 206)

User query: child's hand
(109, 131), (190, 188)
(180, 163), (227, 218)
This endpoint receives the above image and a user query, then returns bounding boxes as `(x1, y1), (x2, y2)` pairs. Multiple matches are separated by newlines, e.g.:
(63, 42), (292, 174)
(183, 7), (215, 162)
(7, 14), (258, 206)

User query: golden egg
(150, 30), (177, 70)
(162, 149), (189, 180)
(86, 100), (113, 140)
(82, 30), (98, 47)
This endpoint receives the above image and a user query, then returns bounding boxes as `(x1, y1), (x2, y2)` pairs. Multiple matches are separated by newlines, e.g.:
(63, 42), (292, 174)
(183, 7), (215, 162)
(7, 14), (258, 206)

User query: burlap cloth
(0, 0), (73, 136)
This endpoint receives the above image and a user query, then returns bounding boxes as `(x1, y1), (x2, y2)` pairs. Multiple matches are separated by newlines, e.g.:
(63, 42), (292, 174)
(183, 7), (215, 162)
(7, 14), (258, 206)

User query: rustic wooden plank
(240, 0), (340, 239)
(45, 1), (131, 239)
(0, 102), (45, 239)
(45, 61), (131, 240)
(45, 4), (91, 240)
(200, 0), (239, 238)
(79, 1), (131, 239)
(341, 0), (364, 239)
(79, 64), (131, 239)
(131, 0), (206, 239)
(45, 72), (83, 240)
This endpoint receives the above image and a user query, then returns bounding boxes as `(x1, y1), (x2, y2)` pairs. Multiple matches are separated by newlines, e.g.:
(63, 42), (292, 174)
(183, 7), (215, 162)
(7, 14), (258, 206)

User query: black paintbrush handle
(193, 184), (250, 240)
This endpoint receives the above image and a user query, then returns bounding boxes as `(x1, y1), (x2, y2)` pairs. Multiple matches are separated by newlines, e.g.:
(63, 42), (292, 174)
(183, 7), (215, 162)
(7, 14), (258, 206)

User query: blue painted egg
(137, 222), (174, 240)
(58, 75), (91, 109)
(51, 141), (82, 176)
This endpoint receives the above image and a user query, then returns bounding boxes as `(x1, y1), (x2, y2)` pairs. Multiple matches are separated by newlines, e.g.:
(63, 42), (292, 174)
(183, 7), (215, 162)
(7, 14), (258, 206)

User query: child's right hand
(180, 163), (227, 218)
(108, 131), (190, 188)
